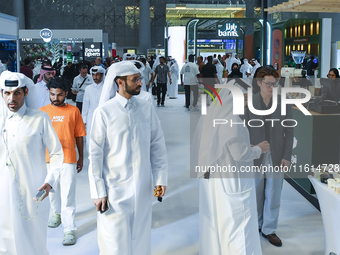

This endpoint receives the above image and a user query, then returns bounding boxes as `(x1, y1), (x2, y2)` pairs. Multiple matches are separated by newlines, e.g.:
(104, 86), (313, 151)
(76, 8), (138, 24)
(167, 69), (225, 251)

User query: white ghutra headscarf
(98, 61), (141, 106)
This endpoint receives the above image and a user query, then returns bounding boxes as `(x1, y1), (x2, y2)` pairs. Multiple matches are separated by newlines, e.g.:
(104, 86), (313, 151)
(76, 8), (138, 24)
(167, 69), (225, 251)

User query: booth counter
(288, 107), (340, 197)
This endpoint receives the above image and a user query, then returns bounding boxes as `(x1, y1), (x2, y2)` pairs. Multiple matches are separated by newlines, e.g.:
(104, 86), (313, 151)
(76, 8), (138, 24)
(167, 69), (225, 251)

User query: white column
(321, 18), (332, 78)
(13, 0), (25, 29)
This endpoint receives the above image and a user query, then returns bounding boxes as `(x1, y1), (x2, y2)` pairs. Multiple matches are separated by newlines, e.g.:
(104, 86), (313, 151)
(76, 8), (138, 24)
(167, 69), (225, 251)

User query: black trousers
(184, 85), (199, 108)
(157, 82), (167, 105)
(76, 102), (83, 114)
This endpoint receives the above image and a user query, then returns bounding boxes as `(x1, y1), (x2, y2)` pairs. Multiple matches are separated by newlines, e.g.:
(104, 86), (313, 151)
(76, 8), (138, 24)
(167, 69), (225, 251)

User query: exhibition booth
(271, 18), (332, 78)
(19, 29), (106, 65)
(185, 18), (271, 66)
(0, 12), (20, 72)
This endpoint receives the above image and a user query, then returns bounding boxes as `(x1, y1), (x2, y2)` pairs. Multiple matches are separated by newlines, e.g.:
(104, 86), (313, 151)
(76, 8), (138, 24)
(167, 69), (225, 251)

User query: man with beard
(82, 66), (105, 153)
(40, 77), (86, 245)
(0, 71), (63, 255)
(35, 65), (56, 109)
(249, 58), (261, 78)
(90, 61), (168, 254)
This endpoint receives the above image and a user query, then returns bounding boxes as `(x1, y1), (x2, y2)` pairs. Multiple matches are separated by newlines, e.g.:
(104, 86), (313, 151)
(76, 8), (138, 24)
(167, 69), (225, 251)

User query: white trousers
(254, 151), (284, 235)
(48, 163), (77, 232)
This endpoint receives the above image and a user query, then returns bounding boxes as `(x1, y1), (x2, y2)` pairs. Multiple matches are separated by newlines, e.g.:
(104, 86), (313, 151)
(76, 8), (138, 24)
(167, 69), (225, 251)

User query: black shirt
(260, 94), (272, 143)
(201, 63), (217, 78)
(307, 60), (318, 75)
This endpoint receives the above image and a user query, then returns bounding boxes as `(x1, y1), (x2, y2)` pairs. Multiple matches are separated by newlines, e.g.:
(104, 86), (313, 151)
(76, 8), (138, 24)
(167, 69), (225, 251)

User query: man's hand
(169, 79), (172, 85)
(181, 81), (184, 87)
(34, 183), (52, 202)
(256, 141), (270, 153)
(77, 156), (83, 173)
(154, 186), (166, 197)
(72, 89), (78, 94)
(281, 159), (291, 172)
(93, 197), (107, 212)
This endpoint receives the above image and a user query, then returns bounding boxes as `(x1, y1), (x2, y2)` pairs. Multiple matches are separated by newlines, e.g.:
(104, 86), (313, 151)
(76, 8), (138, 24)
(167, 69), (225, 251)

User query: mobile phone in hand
(100, 200), (110, 214)
(35, 190), (47, 203)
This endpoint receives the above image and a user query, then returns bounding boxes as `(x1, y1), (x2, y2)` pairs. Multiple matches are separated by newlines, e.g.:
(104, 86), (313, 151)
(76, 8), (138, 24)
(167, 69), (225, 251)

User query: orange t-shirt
(40, 103), (86, 164)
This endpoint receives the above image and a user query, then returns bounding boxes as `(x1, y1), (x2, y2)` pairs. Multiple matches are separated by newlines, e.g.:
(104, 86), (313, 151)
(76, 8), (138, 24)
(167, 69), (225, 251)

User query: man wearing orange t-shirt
(40, 77), (86, 246)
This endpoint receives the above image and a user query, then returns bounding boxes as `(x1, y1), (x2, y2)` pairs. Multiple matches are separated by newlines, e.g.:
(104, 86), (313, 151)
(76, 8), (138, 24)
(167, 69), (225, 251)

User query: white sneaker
(48, 214), (61, 228)
(63, 231), (77, 245)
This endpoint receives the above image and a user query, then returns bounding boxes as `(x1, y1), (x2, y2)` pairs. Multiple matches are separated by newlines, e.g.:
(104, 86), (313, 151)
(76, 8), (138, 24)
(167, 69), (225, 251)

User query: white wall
(0, 13), (18, 38)
(168, 26), (186, 82)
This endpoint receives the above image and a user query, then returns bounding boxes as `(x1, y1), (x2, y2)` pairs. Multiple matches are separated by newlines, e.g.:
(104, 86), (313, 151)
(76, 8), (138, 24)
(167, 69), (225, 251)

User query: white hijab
(98, 61), (141, 106)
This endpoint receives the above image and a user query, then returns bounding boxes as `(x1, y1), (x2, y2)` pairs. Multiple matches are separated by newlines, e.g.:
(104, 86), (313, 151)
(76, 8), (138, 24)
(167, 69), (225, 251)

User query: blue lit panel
(225, 39), (236, 50)
(238, 40), (243, 50)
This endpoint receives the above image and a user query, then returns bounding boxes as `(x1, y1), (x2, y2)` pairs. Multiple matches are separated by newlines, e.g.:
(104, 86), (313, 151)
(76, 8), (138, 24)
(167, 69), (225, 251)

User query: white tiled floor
(46, 95), (324, 255)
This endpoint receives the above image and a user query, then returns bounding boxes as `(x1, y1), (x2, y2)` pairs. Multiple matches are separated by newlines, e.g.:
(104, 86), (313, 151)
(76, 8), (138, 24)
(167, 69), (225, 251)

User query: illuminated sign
(83, 42), (102, 60)
(217, 23), (239, 38)
(40, 28), (53, 42)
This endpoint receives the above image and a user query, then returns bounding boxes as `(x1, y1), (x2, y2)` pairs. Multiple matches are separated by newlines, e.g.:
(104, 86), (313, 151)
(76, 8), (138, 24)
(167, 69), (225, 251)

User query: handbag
(152, 83), (157, 96)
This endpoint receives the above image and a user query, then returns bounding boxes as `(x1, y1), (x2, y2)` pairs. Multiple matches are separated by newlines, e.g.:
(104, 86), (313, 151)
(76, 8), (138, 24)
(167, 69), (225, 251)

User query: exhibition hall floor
(46, 95), (324, 255)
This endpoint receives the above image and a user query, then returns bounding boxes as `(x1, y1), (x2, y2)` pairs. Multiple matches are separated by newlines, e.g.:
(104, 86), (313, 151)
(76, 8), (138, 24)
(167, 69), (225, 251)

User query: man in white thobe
(250, 58), (261, 78)
(89, 61), (168, 255)
(35, 65), (56, 109)
(240, 58), (252, 78)
(0, 71), (63, 255)
(140, 58), (153, 92)
(169, 59), (179, 99)
(82, 66), (105, 153)
(213, 58), (224, 79)
(193, 79), (269, 255)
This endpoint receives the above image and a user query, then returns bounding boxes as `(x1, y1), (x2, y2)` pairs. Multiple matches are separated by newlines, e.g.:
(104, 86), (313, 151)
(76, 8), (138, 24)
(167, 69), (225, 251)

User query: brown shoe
(262, 233), (282, 247)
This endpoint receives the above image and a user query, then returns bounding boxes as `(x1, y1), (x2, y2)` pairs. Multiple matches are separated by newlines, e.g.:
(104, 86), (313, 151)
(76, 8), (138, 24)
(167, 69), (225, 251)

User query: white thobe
(240, 62), (252, 79)
(199, 128), (263, 255)
(82, 81), (104, 152)
(169, 65), (178, 98)
(136, 91), (156, 108)
(0, 104), (63, 255)
(35, 80), (50, 109)
(88, 93), (168, 255)
(250, 63), (261, 78)
(215, 64), (224, 79)
(142, 65), (152, 92)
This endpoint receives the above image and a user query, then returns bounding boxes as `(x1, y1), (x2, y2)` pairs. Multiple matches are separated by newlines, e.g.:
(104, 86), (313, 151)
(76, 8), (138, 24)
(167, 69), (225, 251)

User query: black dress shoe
(262, 233), (282, 247)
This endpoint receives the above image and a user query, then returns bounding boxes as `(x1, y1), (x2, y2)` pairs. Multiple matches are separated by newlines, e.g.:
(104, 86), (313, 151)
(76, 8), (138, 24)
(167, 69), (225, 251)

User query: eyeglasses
(262, 81), (279, 88)
(129, 76), (143, 83)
